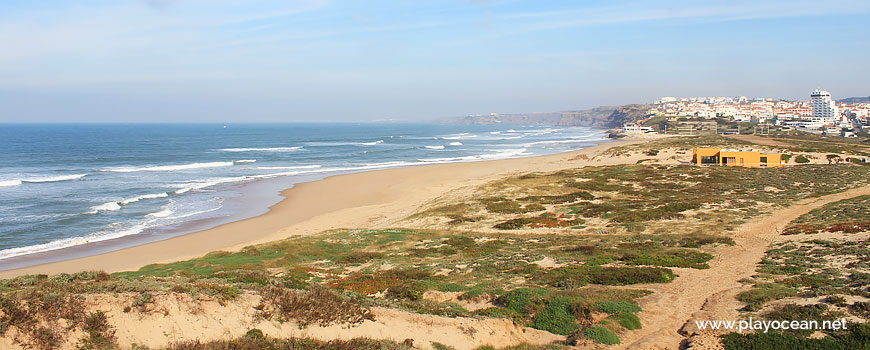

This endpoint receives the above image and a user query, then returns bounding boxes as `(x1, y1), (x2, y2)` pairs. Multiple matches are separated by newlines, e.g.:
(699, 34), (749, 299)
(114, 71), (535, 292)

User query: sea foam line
(218, 147), (301, 152)
(0, 180), (22, 188)
(418, 148), (530, 163)
(22, 174), (88, 183)
(255, 165), (322, 170)
(0, 220), (153, 260)
(102, 162), (235, 173)
(88, 192), (170, 214)
(0, 174), (87, 188)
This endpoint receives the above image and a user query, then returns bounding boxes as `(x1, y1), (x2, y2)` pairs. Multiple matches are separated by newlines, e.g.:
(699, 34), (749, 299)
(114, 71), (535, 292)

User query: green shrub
(737, 283), (796, 311)
(584, 326), (620, 345)
(78, 311), (116, 350)
(542, 266), (591, 289)
(445, 236), (476, 249)
(530, 297), (578, 335)
(795, 155), (810, 164)
(518, 191), (594, 204)
(386, 281), (425, 301)
(621, 250), (713, 269)
(484, 199), (525, 214)
(588, 267), (675, 285)
(498, 288), (538, 314)
(825, 295), (848, 307)
(335, 252), (384, 264)
(432, 343), (457, 350)
(721, 323), (870, 350)
(493, 218), (536, 230)
(475, 307), (521, 319)
(614, 312), (642, 330)
(523, 203), (546, 212)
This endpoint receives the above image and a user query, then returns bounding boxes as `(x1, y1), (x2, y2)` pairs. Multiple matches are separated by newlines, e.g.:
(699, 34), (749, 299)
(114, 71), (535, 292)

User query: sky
(0, 0), (869, 123)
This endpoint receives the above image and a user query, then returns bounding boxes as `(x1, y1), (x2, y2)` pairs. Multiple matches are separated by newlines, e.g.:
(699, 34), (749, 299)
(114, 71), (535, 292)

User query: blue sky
(1, 0), (869, 122)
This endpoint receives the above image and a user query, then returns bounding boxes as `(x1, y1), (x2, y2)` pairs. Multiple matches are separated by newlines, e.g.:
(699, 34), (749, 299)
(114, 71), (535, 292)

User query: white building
(623, 123), (656, 135)
(810, 89), (839, 126)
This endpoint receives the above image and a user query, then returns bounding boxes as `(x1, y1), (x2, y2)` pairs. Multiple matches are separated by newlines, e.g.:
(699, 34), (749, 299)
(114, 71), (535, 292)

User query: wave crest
(102, 162), (234, 173)
(218, 147), (301, 152)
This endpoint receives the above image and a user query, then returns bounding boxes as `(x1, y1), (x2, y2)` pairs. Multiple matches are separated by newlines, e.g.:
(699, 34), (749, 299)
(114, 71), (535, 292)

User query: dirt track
(616, 186), (870, 349)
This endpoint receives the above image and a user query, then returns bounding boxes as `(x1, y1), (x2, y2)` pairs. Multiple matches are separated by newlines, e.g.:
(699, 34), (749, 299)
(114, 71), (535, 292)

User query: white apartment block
(810, 89), (839, 125)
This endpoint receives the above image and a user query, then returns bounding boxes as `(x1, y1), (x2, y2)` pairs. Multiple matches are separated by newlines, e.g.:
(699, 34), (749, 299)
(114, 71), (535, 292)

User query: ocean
(0, 123), (608, 269)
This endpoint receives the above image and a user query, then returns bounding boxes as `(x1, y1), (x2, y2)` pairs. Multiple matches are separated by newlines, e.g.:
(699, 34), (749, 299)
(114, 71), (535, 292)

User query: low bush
(530, 297), (578, 335)
(497, 288), (541, 314)
(256, 286), (374, 326)
(335, 252), (384, 264)
(825, 295), (848, 307)
(662, 234), (735, 248)
(737, 283), (797, 311)
(621, 250), (713, 269)
(542, 266), (591, 289)
(78, 311), (117, 350)
(584, 326), (620, 345)
(720, 323), (870, 350)
(493, 218), (536, 230)
(587, 267), (675, 286)
(518, 191), (594, 204)
(614, 312), (642, 330)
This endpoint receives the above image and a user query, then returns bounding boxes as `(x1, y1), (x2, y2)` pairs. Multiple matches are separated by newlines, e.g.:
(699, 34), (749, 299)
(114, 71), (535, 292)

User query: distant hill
(838, 96), (870, 103)
(437, 104), (652, 129)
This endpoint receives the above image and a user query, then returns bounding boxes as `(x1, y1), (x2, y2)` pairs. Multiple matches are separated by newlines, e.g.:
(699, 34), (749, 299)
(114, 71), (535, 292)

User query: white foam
(448, 142), (463, 146)
(359, 140), (384, 146)
(119, 192), (169, 205)
(218, 147), (301, 152)
(147, 207), (175, 218)
(425, 145), (445, 150)
(441, 136), (462, 140)
(165, 204), (223, 220)
(0, 180), (22, 188)
(103, 161), (235, 173)
(255, 165), (321, 170)
(0, 174), (87, 188)
(22, 174), (88, 183)
(0, 222), (152, 260)
(233, 159), (257, 164)
(88, 202), (122, 213)
(523, 139), (593, 147)
(173, 175), (254, 194)
(418, 148), (530, 163)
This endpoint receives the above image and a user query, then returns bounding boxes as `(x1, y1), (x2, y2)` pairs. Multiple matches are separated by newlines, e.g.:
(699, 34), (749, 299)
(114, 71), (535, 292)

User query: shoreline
(0, 138), (638, 279)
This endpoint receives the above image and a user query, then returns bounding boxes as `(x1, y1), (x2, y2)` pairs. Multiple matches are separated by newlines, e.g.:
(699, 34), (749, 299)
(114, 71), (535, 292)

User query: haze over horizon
(1, 0), (869, 123)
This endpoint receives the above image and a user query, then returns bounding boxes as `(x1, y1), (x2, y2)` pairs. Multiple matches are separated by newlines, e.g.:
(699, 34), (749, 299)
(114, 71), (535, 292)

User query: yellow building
(692, 148), (783, 167)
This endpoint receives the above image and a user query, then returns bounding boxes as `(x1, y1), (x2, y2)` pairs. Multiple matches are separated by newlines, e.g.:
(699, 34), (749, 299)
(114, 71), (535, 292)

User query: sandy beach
(0, 139), (639, 279)
(2, 133), (868, 350)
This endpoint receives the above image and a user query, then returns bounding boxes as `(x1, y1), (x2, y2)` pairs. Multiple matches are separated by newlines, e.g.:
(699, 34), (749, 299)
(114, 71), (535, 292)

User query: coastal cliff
(437, 104), (652, 128)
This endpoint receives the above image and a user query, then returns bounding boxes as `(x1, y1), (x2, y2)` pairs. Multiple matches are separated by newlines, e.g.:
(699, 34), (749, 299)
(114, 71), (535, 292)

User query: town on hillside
(627, 89), (869, 138)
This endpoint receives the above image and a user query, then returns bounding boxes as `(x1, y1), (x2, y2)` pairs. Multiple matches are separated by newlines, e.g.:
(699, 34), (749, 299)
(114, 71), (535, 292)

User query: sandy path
(616, 186), (870, 350)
